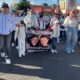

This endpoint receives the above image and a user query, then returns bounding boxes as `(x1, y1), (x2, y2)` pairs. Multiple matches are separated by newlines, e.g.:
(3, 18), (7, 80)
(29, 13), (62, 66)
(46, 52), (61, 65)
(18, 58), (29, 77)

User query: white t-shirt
(24, 14), (39, 28)
(63, 16), (78, 28)
(78, 24), (80, 30)
(14, 26), (26, 41)
(50, 17), (60, 37)
(39, 19), (46, 30)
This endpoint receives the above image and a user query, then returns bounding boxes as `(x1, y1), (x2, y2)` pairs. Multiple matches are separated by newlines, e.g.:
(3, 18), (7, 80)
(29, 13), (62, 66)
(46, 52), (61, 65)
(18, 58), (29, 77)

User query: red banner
(32, 7), (54, 13)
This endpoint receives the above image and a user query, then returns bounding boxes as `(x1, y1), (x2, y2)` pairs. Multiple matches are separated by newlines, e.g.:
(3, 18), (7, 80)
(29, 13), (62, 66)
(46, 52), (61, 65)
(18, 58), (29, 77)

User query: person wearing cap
(0, 3), (15, 64)
(63, 10), (78, 53)
(50, 13), (60, 54)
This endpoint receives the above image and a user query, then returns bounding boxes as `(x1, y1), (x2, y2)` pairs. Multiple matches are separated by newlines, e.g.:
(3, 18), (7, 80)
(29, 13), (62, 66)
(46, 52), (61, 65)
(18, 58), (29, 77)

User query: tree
(15, 0), (30, 11)
(52, 4), (57, 10)
(42, 3), (48, 7)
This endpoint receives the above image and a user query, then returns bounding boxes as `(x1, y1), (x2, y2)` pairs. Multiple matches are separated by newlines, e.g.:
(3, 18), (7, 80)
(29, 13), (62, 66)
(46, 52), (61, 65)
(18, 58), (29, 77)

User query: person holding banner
(63, 10), (78, 53)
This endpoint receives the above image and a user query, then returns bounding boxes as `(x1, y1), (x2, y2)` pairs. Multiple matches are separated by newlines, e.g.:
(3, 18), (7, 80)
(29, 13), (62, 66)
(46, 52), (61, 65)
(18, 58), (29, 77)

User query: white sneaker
(22, 53), (26, 56)
(5, 58), (11, 64)
(12, 43), (15, 47)
(19, 53), (22, 58)
(78, 41), (80, 44)
(54, 50), (58, 53)
(72, 50), (75, 53)
(57, 40), (60, 43)
(67, 51), (71, 54)
(1, 52), (5, 58)
(16, 46), (19, 49)
(57, 38), (60, 43)
(51, 49), (55, 54)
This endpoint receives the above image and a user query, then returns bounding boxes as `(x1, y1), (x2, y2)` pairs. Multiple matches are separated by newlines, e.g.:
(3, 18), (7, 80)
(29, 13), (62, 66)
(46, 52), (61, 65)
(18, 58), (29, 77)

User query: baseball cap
(2, 3), (9, 8)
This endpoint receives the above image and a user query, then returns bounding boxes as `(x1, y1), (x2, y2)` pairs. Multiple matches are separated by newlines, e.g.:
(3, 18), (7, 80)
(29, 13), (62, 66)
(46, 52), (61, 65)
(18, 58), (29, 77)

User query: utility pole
(57, 0), (59, 10)
(57, 0), (60, 20)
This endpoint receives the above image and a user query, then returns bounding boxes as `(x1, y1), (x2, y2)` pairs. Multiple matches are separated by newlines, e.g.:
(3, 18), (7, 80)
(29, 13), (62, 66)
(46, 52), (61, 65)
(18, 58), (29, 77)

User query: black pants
(11, 31), (15, 43)
(11, 31), (18, 46)
(60, 26), (66, 40)
(78, 31), (80, 42)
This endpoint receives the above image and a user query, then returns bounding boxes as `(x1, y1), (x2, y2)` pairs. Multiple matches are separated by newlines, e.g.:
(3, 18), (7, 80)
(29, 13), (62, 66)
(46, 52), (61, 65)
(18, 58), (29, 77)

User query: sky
(17, 0), (80, 5)
(0, 0), (80, 6)
(28, 0), (58, 5)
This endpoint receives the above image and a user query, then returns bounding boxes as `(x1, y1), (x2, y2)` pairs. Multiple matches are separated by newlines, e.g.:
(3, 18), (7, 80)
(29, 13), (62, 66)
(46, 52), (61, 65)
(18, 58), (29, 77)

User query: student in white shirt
(63, 10), (78, 53)
(50, 13), (60, 54)
(24, 9), (39, 30)
(14, 21), (26, 57)
(12, 11), (25, 48)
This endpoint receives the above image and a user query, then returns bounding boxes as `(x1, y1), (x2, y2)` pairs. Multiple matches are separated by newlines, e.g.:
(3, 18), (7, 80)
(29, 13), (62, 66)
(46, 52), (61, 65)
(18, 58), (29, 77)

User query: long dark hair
(20, 20), (26, 27)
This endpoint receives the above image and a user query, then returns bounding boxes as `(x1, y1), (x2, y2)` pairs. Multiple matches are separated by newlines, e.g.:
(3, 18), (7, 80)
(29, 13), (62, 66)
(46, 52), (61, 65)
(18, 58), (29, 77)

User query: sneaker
(54, 50), (58, 53)
(71, 50), (75, 53)
(78, 41), (80, 44)
(16, 46), (19, 49)
(5, 58), (11, 64)
(51, 49), (55, 54)
(19, 54), (22, 58)
(57, 40), (60, 43)
(22, 53), (26, 56)
(12, 43), (15, 47)
(57, 38), (60, 43)
(67, 51), (71, 54)
(1, 52), (5, 58)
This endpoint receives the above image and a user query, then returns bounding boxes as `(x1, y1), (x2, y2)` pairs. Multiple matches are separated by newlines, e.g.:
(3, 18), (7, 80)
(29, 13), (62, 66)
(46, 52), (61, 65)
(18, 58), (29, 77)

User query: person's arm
(50, 18), (53, 26)
(63, 17), (69, 28)
(24, 16), (30, 24)
(14, 25), (19, 41)
(9, 15), (16, 32)
(50, 19), (55, 29)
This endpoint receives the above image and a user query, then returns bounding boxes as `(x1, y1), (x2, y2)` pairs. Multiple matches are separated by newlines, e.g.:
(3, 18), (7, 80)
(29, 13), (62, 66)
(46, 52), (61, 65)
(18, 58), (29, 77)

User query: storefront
(31, 5), (54, 13)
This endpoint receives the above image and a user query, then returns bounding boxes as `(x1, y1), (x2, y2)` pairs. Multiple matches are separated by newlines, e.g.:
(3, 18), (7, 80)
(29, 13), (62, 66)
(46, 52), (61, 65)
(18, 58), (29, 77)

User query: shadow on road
(0, 41), (80, 80)
(0, 78), (6, 80)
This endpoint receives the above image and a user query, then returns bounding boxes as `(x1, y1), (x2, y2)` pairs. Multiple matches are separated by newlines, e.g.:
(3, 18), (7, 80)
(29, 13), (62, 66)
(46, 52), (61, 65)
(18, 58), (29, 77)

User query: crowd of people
(0, 3), (80, 64)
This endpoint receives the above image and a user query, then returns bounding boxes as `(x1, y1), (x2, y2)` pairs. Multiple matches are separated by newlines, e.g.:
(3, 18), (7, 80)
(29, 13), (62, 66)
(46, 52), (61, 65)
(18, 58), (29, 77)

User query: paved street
(0, 41), (80, 80)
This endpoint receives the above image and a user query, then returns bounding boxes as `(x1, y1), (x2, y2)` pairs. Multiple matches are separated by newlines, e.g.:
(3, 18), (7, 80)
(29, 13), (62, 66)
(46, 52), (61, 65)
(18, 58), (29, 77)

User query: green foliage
(15, 0), (30, 10)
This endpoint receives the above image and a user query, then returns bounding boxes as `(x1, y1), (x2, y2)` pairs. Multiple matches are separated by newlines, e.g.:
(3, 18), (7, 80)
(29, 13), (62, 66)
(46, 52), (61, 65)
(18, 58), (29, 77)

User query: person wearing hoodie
(0, 3), (15, 64)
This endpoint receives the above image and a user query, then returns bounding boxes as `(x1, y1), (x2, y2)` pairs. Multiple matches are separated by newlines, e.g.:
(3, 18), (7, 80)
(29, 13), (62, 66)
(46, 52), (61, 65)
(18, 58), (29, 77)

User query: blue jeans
(65, 27), (78, 52)
(51, 37), (57, 50)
